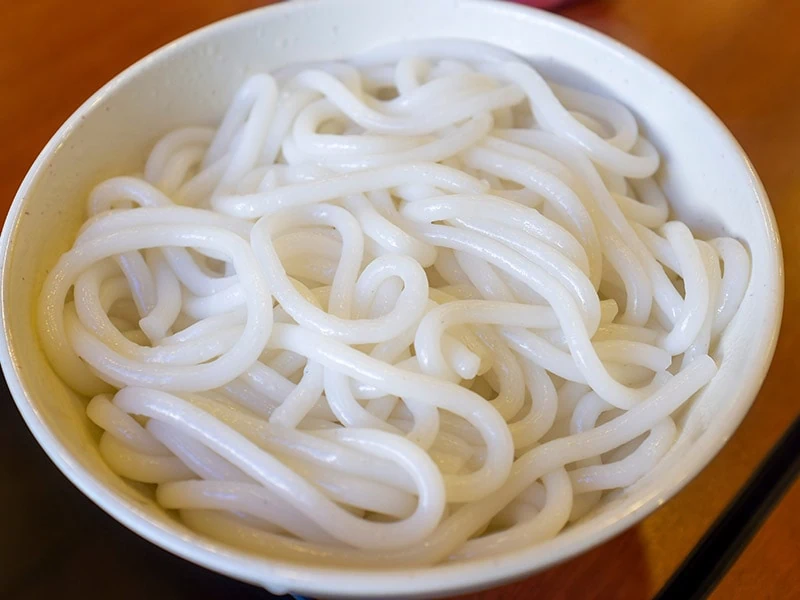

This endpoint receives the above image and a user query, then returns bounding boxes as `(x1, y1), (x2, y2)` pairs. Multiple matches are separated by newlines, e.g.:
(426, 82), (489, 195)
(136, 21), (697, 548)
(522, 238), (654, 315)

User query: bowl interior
(0, 0), (782, 598)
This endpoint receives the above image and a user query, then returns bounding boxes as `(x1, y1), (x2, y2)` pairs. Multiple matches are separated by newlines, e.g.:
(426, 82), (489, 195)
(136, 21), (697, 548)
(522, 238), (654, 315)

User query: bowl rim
(0, 0), (784, 597)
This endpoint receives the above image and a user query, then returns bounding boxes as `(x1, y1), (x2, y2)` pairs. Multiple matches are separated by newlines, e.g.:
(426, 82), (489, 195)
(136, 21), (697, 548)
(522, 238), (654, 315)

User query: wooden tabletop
(709, 477), (800, 600)
(1, 1), (798, 599)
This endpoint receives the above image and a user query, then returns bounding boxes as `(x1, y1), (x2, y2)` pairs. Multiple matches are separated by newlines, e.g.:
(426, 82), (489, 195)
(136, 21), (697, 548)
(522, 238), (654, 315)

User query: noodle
(37, 39), (750, 566)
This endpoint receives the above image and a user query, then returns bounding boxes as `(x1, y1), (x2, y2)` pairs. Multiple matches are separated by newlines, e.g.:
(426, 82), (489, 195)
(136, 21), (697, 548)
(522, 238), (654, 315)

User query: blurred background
(1, 1), (797, 599)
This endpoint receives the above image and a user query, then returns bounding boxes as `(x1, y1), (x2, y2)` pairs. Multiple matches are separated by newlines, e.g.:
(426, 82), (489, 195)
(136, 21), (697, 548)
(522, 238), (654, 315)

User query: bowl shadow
(454, 527), (653, 600)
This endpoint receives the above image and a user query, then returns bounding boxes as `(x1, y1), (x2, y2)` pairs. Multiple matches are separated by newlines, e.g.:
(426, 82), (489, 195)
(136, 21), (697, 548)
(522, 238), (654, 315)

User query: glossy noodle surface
(38, 40), (750, 566)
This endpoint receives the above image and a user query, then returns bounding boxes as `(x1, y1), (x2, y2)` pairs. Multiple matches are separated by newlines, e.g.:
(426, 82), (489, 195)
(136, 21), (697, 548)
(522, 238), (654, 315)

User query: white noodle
(38, 39), (750, 566)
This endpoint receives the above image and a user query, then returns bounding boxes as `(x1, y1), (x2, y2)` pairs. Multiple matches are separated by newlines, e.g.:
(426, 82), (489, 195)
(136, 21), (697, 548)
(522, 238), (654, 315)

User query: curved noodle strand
(37, 40), (750, 567)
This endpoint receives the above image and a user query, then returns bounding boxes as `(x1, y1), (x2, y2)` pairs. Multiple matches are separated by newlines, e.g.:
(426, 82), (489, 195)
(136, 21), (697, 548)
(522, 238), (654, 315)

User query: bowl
(0, 0), (783, 597)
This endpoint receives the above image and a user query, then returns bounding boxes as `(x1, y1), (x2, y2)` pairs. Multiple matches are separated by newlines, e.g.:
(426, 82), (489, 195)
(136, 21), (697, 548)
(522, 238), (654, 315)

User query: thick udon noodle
(38, 40), (750, 566)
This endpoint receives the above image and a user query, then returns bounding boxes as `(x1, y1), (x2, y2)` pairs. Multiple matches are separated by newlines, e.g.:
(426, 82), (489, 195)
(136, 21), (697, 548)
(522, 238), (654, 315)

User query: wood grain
(0, 1), (797, 599)
(709, 479), (800, 600)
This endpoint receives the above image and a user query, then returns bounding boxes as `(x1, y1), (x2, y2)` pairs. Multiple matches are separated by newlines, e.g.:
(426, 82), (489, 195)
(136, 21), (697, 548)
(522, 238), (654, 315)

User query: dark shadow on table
(455, 527), (652, 600)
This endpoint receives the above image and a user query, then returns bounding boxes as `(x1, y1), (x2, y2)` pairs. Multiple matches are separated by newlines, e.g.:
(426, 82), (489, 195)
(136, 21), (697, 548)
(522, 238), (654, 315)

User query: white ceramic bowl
(0, 0), (783, 598)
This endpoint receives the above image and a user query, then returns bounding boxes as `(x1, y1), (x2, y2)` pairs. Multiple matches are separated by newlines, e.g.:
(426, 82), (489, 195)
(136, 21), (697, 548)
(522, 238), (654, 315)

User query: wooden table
(709, 478), (800, 600)
(1, 1), (797, 599)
